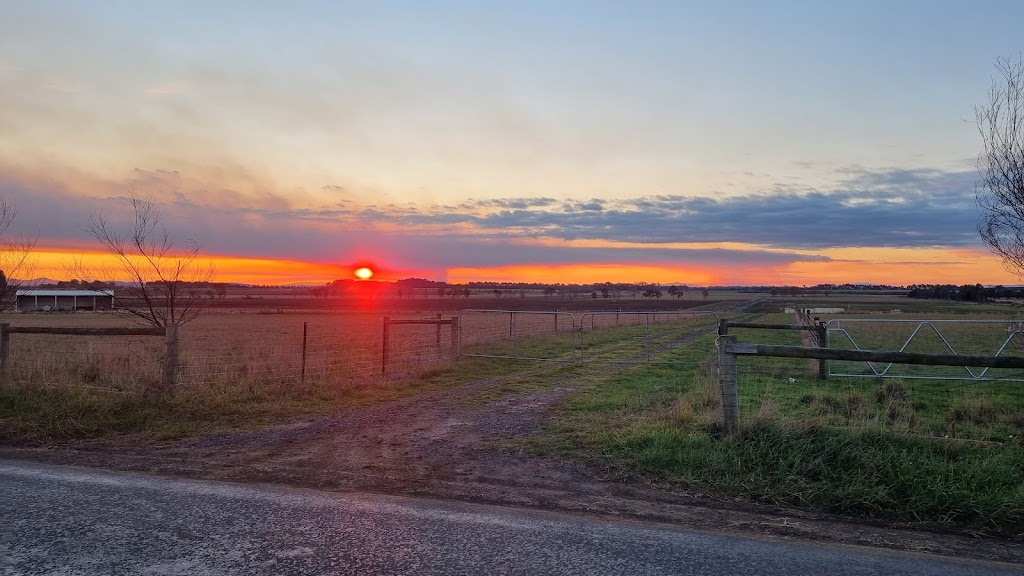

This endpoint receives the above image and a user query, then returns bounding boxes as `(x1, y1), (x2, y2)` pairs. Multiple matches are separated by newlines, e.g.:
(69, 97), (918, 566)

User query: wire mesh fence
(457, 310), (578, 361)
(577, 311), (720, 364)
(6, 332), (164, 393)
(0, 311), (464, 393)
(1, 309), (724, 394)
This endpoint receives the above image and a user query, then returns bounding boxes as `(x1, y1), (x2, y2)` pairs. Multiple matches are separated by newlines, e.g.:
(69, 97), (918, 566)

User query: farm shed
(14, 289), (115, 312)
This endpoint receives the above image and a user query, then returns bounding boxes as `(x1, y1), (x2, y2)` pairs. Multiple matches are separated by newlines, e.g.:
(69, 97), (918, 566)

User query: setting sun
(354, 267), (374, 280)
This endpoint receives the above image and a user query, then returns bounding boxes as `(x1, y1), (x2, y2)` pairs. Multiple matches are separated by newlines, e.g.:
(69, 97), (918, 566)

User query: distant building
(14, 290), (115, 312)
(784, 307), (845, 314)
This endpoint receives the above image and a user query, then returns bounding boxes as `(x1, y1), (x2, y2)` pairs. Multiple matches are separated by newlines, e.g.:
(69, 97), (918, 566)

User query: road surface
(1, 460), (1019, 575)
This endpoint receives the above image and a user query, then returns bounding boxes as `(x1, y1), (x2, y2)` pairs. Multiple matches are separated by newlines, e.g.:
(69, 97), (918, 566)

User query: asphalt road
(1, 460), (1020, 576)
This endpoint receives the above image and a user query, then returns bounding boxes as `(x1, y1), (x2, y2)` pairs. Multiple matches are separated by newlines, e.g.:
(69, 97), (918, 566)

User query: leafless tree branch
(976, 56), (1024, 277)
(0, 197), (38, 311)
(85, 195), (213, 327)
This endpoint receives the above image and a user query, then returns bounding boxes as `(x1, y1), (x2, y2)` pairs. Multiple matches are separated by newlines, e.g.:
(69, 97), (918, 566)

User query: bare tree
(976, 56), (1024, 275)
(85, 196), (212, 327)
(0, 198), (37, 311)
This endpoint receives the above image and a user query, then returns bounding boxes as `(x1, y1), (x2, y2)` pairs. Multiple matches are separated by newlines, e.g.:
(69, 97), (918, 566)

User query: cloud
(0, 162), (983, 278)
(268, 166), (976, 250)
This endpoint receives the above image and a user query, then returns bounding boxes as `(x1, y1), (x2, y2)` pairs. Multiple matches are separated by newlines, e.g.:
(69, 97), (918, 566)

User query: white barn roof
(16, 290), (114, 297)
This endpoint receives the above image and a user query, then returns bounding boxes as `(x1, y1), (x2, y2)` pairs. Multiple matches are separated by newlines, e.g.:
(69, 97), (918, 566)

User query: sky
(1, 0), (1022, 286)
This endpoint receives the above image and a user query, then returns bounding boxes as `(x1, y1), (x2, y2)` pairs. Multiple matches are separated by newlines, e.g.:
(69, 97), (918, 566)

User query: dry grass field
(0, 310), (460, 394)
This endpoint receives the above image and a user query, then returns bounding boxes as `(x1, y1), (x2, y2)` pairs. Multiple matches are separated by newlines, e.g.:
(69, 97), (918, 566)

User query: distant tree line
(907, 284), (1024, 301)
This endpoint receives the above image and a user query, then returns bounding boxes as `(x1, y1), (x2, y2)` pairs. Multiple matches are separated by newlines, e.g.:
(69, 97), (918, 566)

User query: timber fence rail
(717, 319), (827, 378)
(715, 334), (1024, 431)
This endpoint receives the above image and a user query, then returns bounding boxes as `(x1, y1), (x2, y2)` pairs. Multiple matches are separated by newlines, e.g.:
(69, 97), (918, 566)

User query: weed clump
(875, 380), (907, 403)
(845, 393), (866, 419)
(948, 396), (998, 426)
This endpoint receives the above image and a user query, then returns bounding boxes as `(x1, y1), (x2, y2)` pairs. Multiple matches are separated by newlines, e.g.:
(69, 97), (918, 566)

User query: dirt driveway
(3, 362), (1023, 566)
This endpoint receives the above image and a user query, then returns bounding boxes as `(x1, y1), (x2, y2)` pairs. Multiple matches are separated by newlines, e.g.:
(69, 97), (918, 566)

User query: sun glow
(355, 267), (374, 280)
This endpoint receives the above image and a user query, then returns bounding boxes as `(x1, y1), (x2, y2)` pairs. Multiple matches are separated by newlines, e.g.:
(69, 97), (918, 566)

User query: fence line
(577, 310), (720, 364)
(0, 322), (177, 391)
(457, 310), (578, 361)
(2, 309), (725, 392)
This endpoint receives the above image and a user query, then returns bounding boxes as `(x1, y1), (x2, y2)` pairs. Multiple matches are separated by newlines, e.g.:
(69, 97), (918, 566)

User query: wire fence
(0, 312), (463, 393)
(1, 308), (723, 393)
(8, 309), (1024, 443)
(577, 311), (720, 364)
(458, 310), (578, 361)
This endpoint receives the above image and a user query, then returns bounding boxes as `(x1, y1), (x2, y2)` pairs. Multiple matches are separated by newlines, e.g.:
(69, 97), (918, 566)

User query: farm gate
(715, 317), (1024, 435)
(825, 318), (1024, 382)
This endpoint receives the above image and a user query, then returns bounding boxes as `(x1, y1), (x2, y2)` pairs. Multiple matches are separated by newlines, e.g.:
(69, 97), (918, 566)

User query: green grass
(527, 312), (1024, 535)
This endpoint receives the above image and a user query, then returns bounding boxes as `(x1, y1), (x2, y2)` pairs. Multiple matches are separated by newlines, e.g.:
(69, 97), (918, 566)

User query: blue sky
(0, 1), (1021, 284)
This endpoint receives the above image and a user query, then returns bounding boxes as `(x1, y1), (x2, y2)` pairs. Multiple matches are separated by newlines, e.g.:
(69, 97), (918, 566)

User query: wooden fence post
(301, 321), (308, 385)
(718, 319), (729, 336)
(817, 323), (828, 380)
(435, 314), (442, 358)
(450, 316), (460, 362)
(0, 323), (9, 386)
(382, 316), (390, 376)
(717, 334), (739, 430)
(162, 323), (180, 392)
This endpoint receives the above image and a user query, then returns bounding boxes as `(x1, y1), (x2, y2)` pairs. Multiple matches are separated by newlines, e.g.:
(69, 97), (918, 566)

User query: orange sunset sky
(2, 3), (1021, 287)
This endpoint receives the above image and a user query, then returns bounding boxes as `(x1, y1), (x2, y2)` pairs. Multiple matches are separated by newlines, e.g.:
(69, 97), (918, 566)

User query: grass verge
(0, 357), (513, 445)
(528, 320), (1024, 536)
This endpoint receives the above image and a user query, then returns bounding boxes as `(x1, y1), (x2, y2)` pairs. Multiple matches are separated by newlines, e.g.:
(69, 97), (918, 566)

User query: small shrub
(799, 394), (841, 416)
(948, 396), (999, 426)
(885, 400), (916, 426)
(846, 393), (866, 419)
(753, 399), (778, 425)
(875, 380), (907, 403)
(75, 360), (104, 385)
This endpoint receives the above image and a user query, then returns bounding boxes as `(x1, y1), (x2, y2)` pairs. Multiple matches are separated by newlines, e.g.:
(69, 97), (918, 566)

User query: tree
(0, 198), (37, 311)
(85, 196), (212, 327)
(976, 57), (1024, 275)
